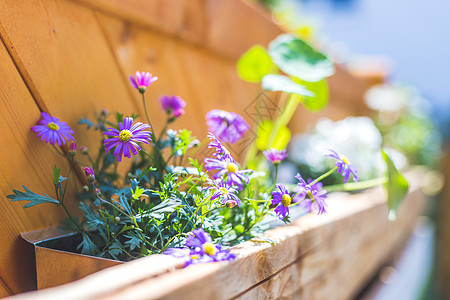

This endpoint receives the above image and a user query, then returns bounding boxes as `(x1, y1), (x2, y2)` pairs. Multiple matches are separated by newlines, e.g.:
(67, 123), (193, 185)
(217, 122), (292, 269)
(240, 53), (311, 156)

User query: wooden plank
(0, 37), (78, 294)
(69, 0), (282, 60)
(5, 169), (426, 299)
(0, 0), (141, 155)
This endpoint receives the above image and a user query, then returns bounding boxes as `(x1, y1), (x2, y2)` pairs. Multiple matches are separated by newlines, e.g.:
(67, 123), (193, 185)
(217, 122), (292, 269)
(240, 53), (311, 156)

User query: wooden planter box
(7, 169), (426, 300)
(0, 0), (385, 297)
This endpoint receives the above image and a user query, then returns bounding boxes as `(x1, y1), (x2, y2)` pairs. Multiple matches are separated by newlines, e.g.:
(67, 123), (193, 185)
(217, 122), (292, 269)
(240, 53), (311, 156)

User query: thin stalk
(325, 177), (387, 193)
(310, 166), (338, 185)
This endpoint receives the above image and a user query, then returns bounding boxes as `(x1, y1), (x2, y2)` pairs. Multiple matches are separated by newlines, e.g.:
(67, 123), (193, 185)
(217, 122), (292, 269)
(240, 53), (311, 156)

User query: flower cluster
(19, 69), (370, 268)
(164, 229), (235, 266)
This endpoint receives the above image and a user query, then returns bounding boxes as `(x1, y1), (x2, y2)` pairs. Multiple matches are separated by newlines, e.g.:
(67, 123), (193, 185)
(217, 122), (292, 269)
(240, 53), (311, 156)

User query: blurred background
(256, 0), (450, 299)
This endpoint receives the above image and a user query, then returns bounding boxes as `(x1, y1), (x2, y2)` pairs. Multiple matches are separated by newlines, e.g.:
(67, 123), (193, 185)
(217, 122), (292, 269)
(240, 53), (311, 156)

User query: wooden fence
(0, 0), (372, 296)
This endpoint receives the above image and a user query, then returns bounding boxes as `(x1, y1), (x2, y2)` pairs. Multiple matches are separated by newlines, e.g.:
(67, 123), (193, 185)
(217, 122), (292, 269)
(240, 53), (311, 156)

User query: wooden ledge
(7, 169), (427, 300)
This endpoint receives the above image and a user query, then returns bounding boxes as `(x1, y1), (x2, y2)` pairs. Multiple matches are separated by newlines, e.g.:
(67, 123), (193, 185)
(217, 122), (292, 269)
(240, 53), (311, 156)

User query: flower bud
(95, 188), (101, 195)
(115, 216), (120, 222)
(80, 146), (88, 155)
(83, 166), (95, 183)
(226, 200), (237, 208)
(82, 185), (89, 192)
(68, 141), (77, 156)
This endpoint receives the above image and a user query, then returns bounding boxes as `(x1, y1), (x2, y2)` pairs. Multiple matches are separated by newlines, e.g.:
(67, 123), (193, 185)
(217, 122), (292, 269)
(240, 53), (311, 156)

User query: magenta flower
(83, 166), (95, 182)
(295, 173), (327, 215)
(129, 71), (158, 93)
(263, 149), (287, 165)
(205, 179), (241, 207)
(31, 112), (74, 146)
(103, 117), (152, 162)
(160, 95), (186, 117)
(272, 184), (299, 220)
(325, 149), (358, 183)
(206, 109), (249, 144)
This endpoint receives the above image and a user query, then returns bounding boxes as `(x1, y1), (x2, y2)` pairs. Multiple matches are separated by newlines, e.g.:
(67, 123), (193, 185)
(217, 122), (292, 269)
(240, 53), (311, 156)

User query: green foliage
(7, 186), (60, 208)
(256, 120), (291, 150)
(382, 150), (409, 219)
(262, 74), (313, 97)
(295, 78), (329, 111)
(268, 34), (335, 82)
(237, 45), (274, 83)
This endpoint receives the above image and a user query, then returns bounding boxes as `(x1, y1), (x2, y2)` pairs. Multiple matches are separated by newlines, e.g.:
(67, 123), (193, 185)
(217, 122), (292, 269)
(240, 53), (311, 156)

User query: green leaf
(255, 120), (291, 150)
(237, 45), (274, 83)
(53, 165), (61, 186)
(124, 233), (142, 251)
(294, 78), (329, 111)
(382, 150), (409, 220)
(262, 74), (314, 96)
(268, 34), (335, 82)
(7, 186), (60, 208)
(77, 232), (99, 255)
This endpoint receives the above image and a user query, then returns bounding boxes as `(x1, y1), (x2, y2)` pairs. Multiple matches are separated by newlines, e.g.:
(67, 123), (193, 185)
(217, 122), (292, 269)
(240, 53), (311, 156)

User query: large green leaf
(256, 120), (291, 150)
(294, 78), (329, 111)
(262, 74), (314, 97)
(237, 45), (273, 83)
(268, 34), (335, 82)
(382, 150), (409, 220)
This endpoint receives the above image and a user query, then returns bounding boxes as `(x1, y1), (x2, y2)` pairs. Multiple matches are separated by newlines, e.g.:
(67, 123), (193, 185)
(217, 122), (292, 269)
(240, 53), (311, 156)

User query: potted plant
(7, 34), (409, 291)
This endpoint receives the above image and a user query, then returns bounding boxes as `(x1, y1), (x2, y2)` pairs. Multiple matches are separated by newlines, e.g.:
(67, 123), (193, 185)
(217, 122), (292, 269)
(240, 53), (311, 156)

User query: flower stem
(274, 165), (279, 184)
(324, 177), (387, 192)
(310, 166), (338, 186)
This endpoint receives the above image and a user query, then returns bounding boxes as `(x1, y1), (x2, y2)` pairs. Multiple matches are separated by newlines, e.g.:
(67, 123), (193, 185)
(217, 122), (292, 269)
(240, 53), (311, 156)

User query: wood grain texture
(5, 169), (427, 300)
(0, 37), (78, 294)
(0, 0), (141, 154)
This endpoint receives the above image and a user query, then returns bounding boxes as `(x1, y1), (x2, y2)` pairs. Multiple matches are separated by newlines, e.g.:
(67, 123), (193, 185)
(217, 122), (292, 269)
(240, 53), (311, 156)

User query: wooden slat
(0, 0), (141, 154)
(5, 169), (426, 299)
(69, 0), (282, 61)
(0, 37), (78, 294)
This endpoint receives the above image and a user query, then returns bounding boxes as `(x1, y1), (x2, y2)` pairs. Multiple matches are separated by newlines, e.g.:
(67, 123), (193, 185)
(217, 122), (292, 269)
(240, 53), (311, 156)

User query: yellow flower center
(47, 122), (59, 131)
(219, 187), (229, 194)
(190, 254), (199, 260)
(119, 129), (132, 142)
(203, 242), (217, 256)
(227, 162), (238, 173)
(282, 194), (292, 207)
(341, 155), (350, 165)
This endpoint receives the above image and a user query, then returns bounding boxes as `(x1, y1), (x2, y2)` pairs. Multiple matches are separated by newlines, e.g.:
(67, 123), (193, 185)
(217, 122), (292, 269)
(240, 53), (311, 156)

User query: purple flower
(31, 112), (75, 146)
(207, 132), (231, 160)
(263, 149), (287, 165)
(68, 141), (77, 156)
(164, 228), (236, 267)
(206, 179), (241, 207)
(160, 95), (186, 117)
(103, 117), (152, 162)
(206, 109), (249, 144)
(325, 149), (358, 183)
(295, 173), (327, 214)
(83, 166), (95, 182)
(129, 71), (158, 93)
(272, 184), (299, 220)
(204, 154), (252, 190)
